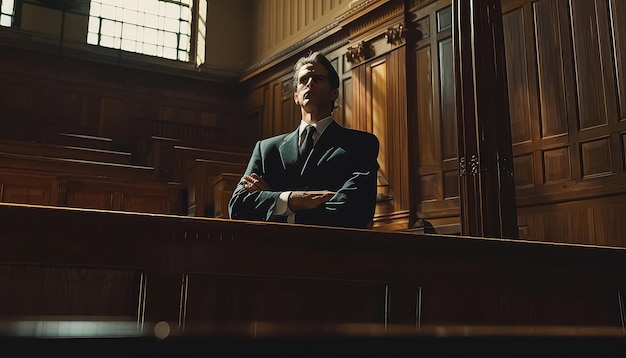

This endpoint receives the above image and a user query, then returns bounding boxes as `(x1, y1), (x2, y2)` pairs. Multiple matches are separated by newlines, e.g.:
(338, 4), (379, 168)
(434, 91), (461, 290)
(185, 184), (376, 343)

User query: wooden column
(453, 0), (518, 238)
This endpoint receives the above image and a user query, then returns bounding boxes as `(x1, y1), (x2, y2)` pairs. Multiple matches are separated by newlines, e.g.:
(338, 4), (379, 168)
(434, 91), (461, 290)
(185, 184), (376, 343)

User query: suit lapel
(301, 121), (344, 176)
(279, 127), (300, 170)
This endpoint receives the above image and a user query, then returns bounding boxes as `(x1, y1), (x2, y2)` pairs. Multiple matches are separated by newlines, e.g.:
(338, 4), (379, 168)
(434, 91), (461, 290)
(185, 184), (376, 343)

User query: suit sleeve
(297, 134), (380, 228)
(228, 141), (282, 221)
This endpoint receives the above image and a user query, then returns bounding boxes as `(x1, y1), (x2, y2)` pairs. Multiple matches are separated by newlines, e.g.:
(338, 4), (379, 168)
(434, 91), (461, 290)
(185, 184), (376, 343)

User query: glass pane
(100, 35), (115, 47)
(122, 23), (137, 40)
(1, 0), (14, 14)
(123, 9), (137, 23)
(121, 39), (136, 52)
(181, 6), (191, 21)
(100, 19), (116, 36)
(179, 21), (190, 36)
(163, 31), (177, 48)
(164, 17), (178, 32)
(163, 47), (177, 60)
(0, 14), (11, 27)
(126, 0), (139, 11)
(101, 4), (116, 19)
(144, 13), (157, 28)
(89, 2), (101, 16)
(145, 0), (159, 15)
(135, 26), (144, 42)
(88, 17), (100, 33)
(86, 0), (191, 62)
(144, 28), (157, 44)
(87, 32), (99, 45)
(179, 34), (189, 50)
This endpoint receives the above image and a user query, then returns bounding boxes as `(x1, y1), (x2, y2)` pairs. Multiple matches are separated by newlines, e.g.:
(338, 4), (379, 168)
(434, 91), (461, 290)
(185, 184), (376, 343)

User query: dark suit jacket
(228, 120), (379, 228)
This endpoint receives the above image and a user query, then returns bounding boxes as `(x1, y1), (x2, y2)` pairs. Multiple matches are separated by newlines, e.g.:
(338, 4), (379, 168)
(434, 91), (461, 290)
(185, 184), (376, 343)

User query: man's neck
(301, 110), (332, 124)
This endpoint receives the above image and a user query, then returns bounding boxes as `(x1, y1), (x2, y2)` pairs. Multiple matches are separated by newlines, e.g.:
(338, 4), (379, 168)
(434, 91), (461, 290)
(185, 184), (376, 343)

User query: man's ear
(294, 91), (300, 105)
(331, 89), (339, 101)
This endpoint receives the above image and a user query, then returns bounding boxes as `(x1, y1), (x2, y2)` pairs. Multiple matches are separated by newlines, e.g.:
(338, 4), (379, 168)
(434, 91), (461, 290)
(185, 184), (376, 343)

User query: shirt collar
(299, 116), (334, 137)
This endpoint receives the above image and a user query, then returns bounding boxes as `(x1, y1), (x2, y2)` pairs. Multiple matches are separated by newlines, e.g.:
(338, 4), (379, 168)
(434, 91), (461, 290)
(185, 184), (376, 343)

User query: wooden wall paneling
(371, 57), (389, 191)
(328, 52), (345, 126)
(0, 171), (56, 206)
(542, 147), (571, 183)
(569, 0), (618, 130)
(262, 84), (272, 140)
(0, 265), (140, 319)
(66, 189), (115, 211)
(408, 0), (461, 230)
(503, 7), (532, 145)
(512, 154), (534, 188)
(623, 132), (626, 170)
(517, 193), (626, 247)
(183, 274), (386, 325)
(185, 159), (246, 217)
(502, 1), (543, 194)
(212, 173), (242, 219)
(419, 285), (621, 326)
(435, 5), (456, 215)
(612, 0), (626, 121)
(533, 0), (574, 184)
(580, 137), (612, 178)
(389, 48), (410, 212)
(532, 0), (569, 140)
(271, 79), (282, 137)
(416, 45), (435, 167)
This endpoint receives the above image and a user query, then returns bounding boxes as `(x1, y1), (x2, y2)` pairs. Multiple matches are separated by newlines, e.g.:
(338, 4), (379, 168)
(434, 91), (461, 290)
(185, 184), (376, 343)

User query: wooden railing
(1, 203), (625, 335)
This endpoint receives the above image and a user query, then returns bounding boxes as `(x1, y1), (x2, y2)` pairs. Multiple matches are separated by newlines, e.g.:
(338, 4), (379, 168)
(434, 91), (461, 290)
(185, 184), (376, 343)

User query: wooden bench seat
(0, 138), (134, 165)
(0, 151), (154, 181)
(143, 136), (249, 182)
(1, 126), (119, 151)
(0, 169), (182, 214)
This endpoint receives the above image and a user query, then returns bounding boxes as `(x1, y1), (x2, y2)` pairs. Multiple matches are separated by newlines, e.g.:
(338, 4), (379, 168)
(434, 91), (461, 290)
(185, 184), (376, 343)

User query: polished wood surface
(1, 203), (625, 331)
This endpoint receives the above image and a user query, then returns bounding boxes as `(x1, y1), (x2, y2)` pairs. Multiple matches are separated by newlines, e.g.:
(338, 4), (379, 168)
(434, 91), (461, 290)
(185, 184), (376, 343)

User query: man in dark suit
(228, 52), (379, 228)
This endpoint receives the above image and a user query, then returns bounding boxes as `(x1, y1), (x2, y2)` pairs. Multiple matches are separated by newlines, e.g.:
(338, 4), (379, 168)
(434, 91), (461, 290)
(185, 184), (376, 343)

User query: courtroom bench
(137, 135), (249, 182)
(0, 169), (182, 214)
(1, 203), (626, 332)
(0, 138), (133, 165)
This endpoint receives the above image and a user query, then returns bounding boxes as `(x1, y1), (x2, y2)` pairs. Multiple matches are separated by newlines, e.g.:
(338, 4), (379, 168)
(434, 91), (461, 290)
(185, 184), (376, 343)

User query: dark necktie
(300, 125), (316, 159)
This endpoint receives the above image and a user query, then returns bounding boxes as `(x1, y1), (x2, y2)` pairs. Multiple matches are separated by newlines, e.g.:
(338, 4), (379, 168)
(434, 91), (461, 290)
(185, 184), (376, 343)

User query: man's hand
(243, 173), (270, 192)
(288, 190), (336, 211)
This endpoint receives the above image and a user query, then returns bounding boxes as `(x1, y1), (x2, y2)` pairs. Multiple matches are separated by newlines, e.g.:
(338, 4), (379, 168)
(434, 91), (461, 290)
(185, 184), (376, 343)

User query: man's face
(293, 62), (339, 114)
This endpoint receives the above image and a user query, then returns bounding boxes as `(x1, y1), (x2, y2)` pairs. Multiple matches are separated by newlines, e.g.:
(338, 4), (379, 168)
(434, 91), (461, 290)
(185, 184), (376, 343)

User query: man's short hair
(292, 51), (340, 91)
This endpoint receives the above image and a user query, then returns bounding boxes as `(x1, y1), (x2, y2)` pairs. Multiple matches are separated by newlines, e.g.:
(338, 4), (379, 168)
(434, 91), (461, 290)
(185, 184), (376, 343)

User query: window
(0, 0), (15, 27)
(87, 0), (192, 62)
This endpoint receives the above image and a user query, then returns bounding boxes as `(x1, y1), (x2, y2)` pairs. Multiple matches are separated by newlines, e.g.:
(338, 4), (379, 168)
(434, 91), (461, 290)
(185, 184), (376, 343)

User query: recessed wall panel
(503, 8), (532, 144)
(533, 0), (569, 138)
(513, 154), (534, 187)
(581, 138), (612, 177)
(543, 147), (571, 183)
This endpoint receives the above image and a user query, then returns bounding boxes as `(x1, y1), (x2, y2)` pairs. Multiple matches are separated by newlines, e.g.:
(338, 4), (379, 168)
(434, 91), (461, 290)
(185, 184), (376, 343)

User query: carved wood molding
(243, 22), (342, 76)
(406, 0), (439, 11)
(385, 23), (406, 45)
(346, 1), (404, 40)
(336, 0), (391, 25)
(345, 41), (374, 64)
(242, 0), (401, 82)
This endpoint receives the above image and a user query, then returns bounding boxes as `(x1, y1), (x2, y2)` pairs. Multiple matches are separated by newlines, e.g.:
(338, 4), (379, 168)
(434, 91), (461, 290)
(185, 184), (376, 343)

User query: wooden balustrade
(1, 203), (625, 335)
